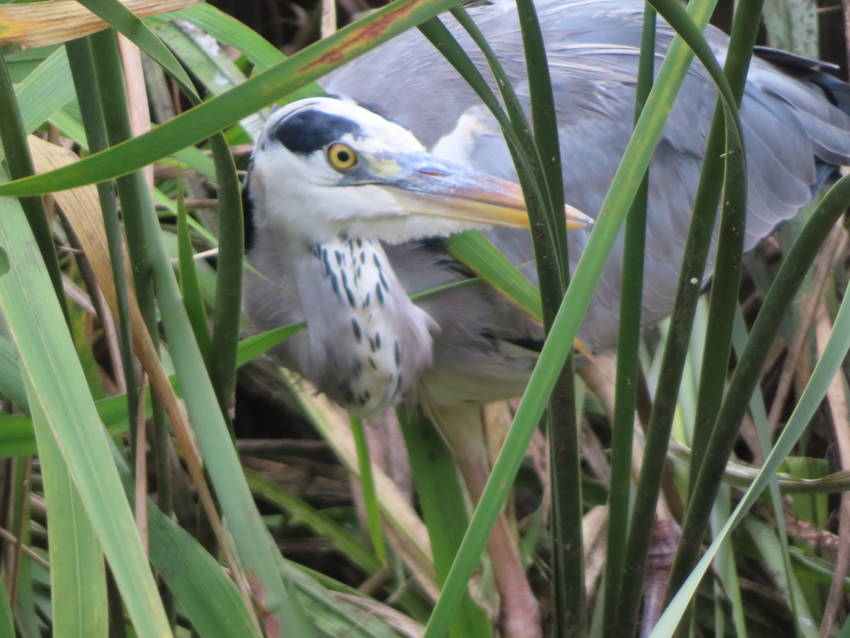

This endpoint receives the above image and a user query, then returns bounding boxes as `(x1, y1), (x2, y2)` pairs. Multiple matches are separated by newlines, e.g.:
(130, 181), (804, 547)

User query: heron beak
(361, 153), (592, 230)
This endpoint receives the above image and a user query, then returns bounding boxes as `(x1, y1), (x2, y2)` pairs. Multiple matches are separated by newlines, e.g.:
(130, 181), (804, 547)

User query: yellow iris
(327, 143), (358, 170)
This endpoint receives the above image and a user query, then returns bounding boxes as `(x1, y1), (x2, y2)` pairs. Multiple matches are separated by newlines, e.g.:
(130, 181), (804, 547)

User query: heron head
(246, 96), (590, 245)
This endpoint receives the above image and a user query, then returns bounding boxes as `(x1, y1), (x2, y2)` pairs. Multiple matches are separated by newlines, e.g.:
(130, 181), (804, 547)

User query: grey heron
(242, 0), (850, 633)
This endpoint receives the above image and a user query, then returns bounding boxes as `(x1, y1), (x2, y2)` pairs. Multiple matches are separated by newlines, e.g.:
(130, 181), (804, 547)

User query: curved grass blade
(246, 468), (381, 575)
(445, 231), (541, 321)
(236, 324), (306, 367)
(73, 0), (199, 99)
(0, 0), (464, 198)
(422, 1), (742, 633)
(651, 241), (850, 634)
(166, 4), (285, 71)
(152, 19), (265, 138)
(667, 173), (850, 601)
(619, 0), (754, 626)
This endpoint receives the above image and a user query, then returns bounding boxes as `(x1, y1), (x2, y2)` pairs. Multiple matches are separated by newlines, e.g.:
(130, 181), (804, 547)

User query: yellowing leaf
(0, 0), (199, 46)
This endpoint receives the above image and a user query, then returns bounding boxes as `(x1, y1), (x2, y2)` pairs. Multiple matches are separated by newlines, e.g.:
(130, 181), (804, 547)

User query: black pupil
(337, 149), (351, 163)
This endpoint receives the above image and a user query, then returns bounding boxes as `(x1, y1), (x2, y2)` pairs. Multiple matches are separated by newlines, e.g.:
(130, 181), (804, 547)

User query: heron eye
(327, 143), (358, 170)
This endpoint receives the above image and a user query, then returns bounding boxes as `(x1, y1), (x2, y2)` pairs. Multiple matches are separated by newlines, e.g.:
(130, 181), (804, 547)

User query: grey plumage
(244, 0), (850, 415)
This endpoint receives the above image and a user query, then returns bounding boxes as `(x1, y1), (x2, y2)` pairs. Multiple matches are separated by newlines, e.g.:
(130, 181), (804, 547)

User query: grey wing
(325, 0), (850, 350)
(382, 241), (544, 404)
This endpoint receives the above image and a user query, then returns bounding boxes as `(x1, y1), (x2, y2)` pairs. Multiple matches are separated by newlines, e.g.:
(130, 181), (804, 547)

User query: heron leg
(431, 403), (541, 638)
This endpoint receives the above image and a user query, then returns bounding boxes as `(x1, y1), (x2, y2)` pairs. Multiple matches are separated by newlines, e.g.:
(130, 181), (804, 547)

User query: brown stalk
(815, 232), (850, 637)
(134, 373), (149, 554)
(765, 223), (845, 440)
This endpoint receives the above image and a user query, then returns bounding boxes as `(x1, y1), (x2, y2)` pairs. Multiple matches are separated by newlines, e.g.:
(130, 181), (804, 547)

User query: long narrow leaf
(0, 190), (172, 638)
(651, 174), (850, 636)
(422, 1), (731, 633)
(0, 0), (465, 197)
(26, 372), (108, 638)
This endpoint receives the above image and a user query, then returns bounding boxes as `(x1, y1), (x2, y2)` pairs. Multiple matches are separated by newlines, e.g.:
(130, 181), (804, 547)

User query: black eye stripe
(270, 109), (361, 154)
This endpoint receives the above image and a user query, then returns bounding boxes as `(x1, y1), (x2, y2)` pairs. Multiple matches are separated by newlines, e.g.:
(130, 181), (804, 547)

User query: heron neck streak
(305, 236), (436, 415)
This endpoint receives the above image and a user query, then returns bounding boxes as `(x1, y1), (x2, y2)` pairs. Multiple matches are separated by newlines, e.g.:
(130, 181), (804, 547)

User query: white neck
(292, 235), (437, 415)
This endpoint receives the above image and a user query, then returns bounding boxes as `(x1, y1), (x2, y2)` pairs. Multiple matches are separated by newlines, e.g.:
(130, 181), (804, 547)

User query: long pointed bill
(365, 153), (592, 230)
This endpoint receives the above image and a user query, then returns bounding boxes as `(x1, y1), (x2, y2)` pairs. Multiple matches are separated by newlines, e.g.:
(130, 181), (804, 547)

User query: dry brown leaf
(582, 505), (607, 600)
(0, 0), (199, 47)
(334, 592), (425, 638)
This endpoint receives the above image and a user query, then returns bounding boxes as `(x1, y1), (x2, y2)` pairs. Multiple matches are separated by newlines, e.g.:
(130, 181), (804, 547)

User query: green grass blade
(65, 35), (145, 480)
(422, 14), (582, 628)
(176, 184), (212, 361)
(603, 6), (655, 630)
(0, 334), (26, 408)
(398, 406), (492, 638)
(0, 0), (463, 197)
(504, 4), (585, 624)
(677, 0), (762, 554)
(236, 324), (306, 367)
(26, 371), (108, 638)
(618, 0), (752, 626)
(164, 4), (285, 71)
(669, 173), (850, 601)
(12, 48), (75, 138)
(732, 307), (800, 634)
(74, 0), (199, 99)
(246, 468), (382, 575)
(89, 27), (166, 461)
(134, 141), (315, 636)
(651, 179), (850, 636)
(422, 2), (724, 634)
(4, 46), (53, 82)
(207, 133), (243, 415)
(708, 485), (747, 638)
(746, 519), (816, 638)
(349, 415), (388, 566)
(445, 231), (541, 321)
(0, 53), (66, 318)
(0, 580), (12, 638)
(146, 502), (262, 638)
(0, 191), (172, 637)
(281, 558), (411, 638)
